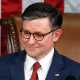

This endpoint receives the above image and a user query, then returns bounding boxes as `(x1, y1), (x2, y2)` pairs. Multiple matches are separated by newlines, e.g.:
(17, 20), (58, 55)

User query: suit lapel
(45, 49), (66, 80)
(9, 49), (66, 80)
(9, 51), (26, 80)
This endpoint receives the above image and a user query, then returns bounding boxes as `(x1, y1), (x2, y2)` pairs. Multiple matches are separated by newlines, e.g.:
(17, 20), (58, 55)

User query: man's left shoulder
(62, 55), (80, 71)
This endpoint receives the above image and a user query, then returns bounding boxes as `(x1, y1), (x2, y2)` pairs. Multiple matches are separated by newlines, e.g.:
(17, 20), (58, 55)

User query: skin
(22, 17), (62, 61)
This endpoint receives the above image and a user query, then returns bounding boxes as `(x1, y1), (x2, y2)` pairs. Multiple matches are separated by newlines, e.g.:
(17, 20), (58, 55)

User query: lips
(27, 45), (39, 50)
(28, 46), (36, 48)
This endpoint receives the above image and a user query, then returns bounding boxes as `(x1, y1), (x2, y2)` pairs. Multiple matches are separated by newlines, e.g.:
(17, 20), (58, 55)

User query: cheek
(38, 37), (53, 54)
(39, 36), (53, 46)
(21, 38), (28, 45)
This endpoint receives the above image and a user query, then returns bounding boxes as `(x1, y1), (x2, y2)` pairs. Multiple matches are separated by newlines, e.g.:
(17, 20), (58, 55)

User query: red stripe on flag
(44, 0), (64, 13)
(1, 28), (7, 56)
(1, 0), (22, 18)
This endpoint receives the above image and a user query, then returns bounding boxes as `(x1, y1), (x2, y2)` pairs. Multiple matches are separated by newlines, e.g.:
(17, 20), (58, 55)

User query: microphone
(65, 75), (76, 80)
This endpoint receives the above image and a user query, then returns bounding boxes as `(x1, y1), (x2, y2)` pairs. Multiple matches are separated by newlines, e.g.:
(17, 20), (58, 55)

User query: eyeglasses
(20, 29), (54, 41)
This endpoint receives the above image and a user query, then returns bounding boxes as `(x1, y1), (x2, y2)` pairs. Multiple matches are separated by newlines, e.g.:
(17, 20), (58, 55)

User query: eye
(23, 31), (31, 37)
(24, 31), (30, 34)
(35, 33), (43, 37)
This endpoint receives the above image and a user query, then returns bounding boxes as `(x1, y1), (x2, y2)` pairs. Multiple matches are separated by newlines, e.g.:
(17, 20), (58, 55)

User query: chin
(27, 52), (38, 58)
(26, 49), (38, 55)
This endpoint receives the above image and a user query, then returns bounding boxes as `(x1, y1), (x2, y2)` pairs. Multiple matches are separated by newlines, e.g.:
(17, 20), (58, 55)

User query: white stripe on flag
(22, 0), (44, 12)
(64, 0), (80, 13)
(0, 0), (1, 56)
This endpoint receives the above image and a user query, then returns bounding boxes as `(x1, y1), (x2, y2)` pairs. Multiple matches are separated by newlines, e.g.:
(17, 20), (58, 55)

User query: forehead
(23, 17), (51, 33)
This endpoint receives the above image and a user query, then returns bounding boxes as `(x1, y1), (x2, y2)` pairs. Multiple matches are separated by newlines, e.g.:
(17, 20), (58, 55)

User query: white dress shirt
(24, 48), (54, 80)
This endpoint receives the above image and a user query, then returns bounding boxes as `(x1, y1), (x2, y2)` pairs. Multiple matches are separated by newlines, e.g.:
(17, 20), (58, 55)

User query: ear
(52, 29), (62, 42)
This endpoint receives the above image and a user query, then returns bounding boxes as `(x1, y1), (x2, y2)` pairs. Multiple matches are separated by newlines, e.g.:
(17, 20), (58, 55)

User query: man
(0, 2), (80, 80)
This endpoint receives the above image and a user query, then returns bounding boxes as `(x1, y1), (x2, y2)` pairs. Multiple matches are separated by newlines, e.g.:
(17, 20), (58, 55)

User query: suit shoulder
(54, 49), (80, 66)
(0, 50), (25, 63)
(61, 55), (80, 68)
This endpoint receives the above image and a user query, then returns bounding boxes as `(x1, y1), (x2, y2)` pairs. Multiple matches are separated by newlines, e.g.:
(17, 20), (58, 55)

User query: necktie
(30, 62), (41, 80)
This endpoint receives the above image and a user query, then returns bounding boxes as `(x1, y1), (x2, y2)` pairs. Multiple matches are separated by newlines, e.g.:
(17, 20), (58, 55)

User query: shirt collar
(24, 54), (36, 72)
(39, 48), (54, 75)
(24, 48), (54, 73)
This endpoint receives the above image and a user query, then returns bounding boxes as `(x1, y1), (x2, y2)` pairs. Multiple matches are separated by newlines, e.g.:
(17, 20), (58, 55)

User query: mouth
(27, 46), (39, 50)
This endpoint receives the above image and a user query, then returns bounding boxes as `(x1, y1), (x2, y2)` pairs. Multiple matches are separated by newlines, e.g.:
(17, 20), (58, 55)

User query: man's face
(22, 17), (61, 61)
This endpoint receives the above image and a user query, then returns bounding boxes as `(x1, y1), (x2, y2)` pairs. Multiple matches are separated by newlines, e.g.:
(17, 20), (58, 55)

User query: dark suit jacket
(0, 49), (80, 80)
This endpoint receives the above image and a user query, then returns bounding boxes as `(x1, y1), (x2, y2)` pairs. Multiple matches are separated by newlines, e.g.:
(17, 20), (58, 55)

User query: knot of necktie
(33, 62), (41, 71)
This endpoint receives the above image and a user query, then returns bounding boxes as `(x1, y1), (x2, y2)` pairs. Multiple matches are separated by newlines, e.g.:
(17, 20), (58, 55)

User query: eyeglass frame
(20, 29), (55, 41)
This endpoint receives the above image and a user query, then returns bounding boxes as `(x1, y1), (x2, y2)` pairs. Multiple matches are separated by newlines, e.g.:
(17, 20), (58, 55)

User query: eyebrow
(23, 29), (47, 34)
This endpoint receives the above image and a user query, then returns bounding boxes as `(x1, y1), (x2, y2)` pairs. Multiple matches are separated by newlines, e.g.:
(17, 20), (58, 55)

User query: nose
(28, 34), (36, 44)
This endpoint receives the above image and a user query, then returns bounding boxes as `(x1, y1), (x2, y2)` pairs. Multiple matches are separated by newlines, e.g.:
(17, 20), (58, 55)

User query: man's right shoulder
(0, 50), (26, 63)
